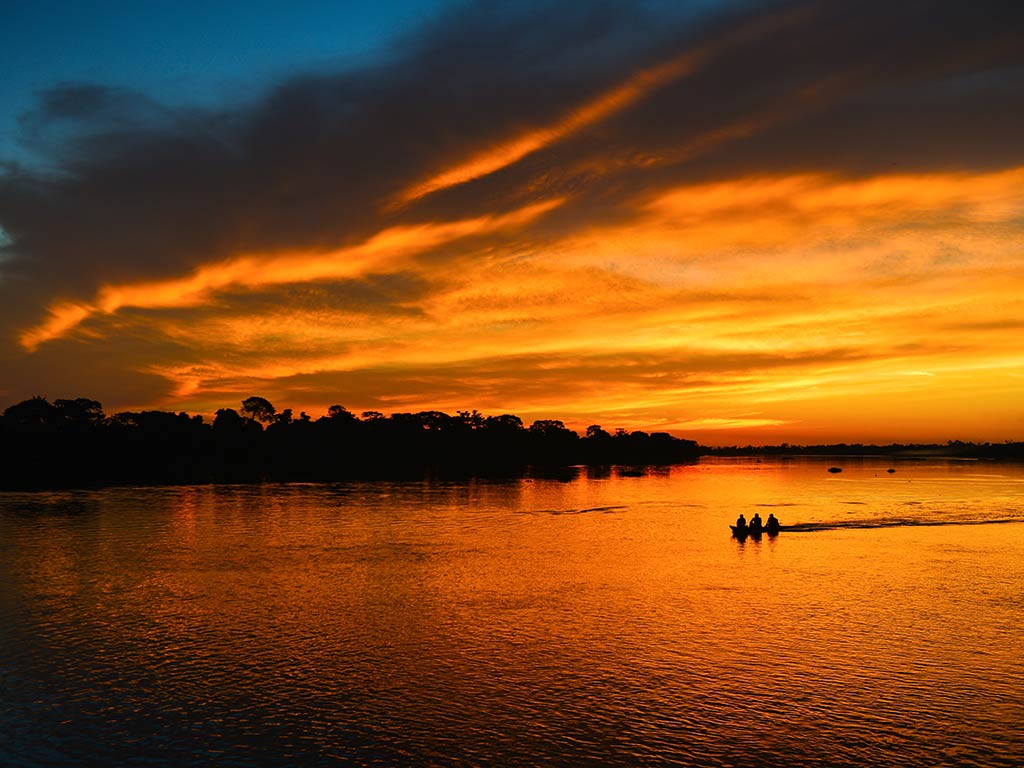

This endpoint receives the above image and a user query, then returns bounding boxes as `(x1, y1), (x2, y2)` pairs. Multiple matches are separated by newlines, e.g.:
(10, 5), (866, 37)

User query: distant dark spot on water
(756, 502), (800, 507)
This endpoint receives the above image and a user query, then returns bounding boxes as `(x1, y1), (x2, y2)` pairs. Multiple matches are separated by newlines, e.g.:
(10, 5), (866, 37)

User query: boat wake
(783, 516), (1022, 533)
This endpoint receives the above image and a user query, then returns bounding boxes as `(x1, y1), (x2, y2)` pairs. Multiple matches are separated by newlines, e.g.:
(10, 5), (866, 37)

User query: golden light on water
(3, 463), (1023, 763)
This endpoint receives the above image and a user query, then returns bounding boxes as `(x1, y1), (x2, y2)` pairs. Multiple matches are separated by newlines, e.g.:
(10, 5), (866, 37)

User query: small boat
(731, 524), (780, 537)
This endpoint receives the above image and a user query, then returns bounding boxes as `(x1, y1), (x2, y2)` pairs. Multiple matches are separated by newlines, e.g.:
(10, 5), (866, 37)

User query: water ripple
(1, 463), (1023, 766)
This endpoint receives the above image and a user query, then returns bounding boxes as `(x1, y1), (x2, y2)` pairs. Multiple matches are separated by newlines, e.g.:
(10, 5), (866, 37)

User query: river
(1, 458), (1022, 766)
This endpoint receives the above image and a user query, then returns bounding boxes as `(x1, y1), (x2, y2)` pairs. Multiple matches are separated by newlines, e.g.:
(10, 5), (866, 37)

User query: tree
(457, 410), (484, 430)
(2, 396), (60, 429)
(327, 404), (356, 422)
(54, 397), (105, 425)
(240, 396), (276, 424)
(415, 411), (453, 431)
(214, 408), (246, 432)
(484, 414), (524, 433)
(529, 419), (572, 436)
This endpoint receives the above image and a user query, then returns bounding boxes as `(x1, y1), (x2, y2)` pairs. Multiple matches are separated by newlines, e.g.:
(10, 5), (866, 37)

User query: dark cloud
(0, 1), (691, 300)
(378, 0), (1024, 230)
(525, 1), (1024, 195)
(0, 327), (190, 407)
(4, 1), (1021, 290)
(17, 84), (177, 154)
(212, 273), (434, 317)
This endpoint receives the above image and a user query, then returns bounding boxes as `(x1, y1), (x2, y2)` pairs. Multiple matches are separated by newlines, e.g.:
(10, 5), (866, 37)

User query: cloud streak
(395, 4), (813, 204)
(394, 48), (703, 204)
(19, 198), (561, 350)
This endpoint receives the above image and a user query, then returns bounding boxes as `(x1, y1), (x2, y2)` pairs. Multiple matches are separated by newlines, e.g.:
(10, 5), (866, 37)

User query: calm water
(1, 458), (1022, 767)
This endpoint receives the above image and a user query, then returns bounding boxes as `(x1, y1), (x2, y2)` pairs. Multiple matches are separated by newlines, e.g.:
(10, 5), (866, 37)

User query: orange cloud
(395, 6), (810, 205)
(646, 166), (1024, 237)
(18, 302), (95, 354)
(19, 198), (562, 351)
(396, 52), (702, 204)
(19, 159), (1024, 445)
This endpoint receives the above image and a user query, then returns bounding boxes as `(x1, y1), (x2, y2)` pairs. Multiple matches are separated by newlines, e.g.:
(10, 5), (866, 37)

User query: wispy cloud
(395, 4), (816, 205)
(19, 199), (561, 350)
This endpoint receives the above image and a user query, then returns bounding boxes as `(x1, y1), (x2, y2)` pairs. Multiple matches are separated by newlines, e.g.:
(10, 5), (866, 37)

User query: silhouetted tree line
(3, 396), (1021, 490)
(0, 396), (701, 489)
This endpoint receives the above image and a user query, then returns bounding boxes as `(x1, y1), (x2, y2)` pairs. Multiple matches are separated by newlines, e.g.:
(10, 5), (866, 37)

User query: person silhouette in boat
(749, 512), (763, 533)
(765, 513), (780, 534)
(735, 513), (747, 530)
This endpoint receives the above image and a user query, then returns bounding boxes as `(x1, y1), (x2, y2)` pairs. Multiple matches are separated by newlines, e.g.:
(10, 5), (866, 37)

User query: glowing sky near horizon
(1, 0), (1023, 444)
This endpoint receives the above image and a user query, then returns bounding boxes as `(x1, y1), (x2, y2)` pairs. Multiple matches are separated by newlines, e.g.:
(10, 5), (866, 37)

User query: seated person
(735, 513), (747, 529)
(749, 512), (763, 531)
(765, 513), (780, 532)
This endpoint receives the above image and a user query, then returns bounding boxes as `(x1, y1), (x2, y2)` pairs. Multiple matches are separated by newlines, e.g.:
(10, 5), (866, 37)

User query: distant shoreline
(705, 443), (1024, 460)
(2, 396), (1021, 491)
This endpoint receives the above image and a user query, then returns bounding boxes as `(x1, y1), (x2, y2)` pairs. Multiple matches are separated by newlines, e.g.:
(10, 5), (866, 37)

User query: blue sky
(0, 0), (450, 164)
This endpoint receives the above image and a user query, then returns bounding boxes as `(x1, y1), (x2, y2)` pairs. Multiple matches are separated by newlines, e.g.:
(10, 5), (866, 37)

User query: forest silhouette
(1, 396), (1021, 490)
(0, 395), (700, 489)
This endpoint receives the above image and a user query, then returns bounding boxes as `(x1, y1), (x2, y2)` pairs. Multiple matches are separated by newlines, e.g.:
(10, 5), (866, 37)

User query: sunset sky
(1, 0), (1023, 444)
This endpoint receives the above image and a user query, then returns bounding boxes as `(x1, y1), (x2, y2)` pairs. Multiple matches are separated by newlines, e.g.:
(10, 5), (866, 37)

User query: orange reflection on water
(2, 462), (1022, 764)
